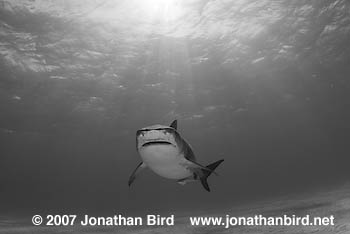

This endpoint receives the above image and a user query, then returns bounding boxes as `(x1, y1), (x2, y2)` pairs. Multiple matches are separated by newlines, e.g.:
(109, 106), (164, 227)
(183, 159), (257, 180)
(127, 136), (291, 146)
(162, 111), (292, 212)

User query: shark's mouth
(142, 141), (173, 147)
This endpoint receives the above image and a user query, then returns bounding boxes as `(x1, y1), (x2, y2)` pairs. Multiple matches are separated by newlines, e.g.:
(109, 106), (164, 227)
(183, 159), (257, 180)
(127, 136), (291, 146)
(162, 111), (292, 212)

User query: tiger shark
(128, 120), (224, 192)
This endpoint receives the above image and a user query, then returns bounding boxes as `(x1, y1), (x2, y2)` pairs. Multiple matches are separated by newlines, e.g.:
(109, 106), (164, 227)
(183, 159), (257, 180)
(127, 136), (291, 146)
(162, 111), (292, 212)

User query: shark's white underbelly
(139, 145), (192, 179)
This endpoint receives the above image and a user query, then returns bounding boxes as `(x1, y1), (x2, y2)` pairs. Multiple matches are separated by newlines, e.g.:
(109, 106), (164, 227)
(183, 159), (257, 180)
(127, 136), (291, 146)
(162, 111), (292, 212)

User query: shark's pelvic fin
(177, 179), (187, 185)
(128, 162), (147, 187)
(177, 173), (198, 185)
(170, 120), (177, 130)
(199, 159), (224, 192)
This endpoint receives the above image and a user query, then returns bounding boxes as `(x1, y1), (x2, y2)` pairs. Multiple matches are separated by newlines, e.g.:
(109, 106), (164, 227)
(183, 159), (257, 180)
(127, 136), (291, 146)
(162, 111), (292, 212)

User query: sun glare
(139, 0), (183, 23)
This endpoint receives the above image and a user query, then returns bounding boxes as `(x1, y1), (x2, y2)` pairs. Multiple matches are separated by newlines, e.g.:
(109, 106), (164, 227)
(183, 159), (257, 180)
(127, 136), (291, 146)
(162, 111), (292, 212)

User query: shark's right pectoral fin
(128, 162), (147, 187)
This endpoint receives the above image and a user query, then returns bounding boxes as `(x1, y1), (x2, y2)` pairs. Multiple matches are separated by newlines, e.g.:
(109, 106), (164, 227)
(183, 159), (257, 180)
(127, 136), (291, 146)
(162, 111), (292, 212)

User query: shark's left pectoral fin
(183, 159), (224, 192)
(184, 159), (218, 176)
(200, 159), (224, 192)
(128, 162), (147, 187)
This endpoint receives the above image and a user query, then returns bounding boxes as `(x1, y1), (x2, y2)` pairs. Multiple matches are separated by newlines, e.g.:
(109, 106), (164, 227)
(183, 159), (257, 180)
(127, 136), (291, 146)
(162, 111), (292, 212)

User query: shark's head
(136, 124), (179, 151)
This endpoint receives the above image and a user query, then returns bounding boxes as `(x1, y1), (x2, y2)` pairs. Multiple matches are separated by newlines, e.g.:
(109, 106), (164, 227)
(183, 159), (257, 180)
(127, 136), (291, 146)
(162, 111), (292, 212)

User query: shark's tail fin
(200, 159), (224, 192)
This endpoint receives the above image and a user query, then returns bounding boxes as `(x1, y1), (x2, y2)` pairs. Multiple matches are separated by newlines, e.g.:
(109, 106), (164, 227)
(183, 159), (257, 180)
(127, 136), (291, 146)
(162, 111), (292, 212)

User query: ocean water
(0, 0), (350, 233)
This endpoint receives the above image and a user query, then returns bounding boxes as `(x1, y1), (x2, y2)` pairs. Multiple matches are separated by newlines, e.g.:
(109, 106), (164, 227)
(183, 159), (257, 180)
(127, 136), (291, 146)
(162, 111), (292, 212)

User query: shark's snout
(140, 136), (175, 148)
(136, 127), (177, 150)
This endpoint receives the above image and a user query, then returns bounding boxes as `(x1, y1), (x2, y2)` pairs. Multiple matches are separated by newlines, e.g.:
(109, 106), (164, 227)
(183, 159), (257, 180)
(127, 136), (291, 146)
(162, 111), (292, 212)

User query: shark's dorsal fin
(170, 120), (177, 130)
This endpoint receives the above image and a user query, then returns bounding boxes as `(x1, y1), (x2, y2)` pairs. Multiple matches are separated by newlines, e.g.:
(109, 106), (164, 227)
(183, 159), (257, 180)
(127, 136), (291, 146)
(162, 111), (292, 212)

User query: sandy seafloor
(1, 183), (349, 234)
